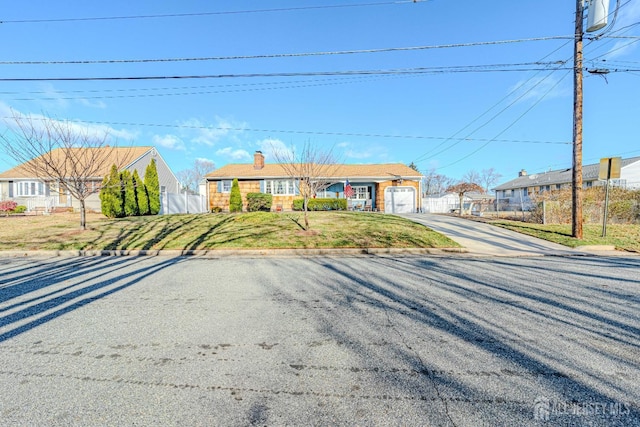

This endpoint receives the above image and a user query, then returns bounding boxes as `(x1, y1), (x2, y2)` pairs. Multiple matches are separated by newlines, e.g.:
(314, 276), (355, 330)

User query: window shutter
(8, 181), (13, 198)
(260, 180), (265, 193)
(217, 181), (222, 192)
(295, 180), (300, 195)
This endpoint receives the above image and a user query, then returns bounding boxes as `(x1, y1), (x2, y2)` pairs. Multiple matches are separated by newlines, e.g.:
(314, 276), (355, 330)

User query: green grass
(0, 211), (459, 251)
(487, 219), (640, 252)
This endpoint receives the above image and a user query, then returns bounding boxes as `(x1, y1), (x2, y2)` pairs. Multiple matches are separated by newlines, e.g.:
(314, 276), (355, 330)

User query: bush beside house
(293, 198), (347, 211)
(246, 193), (273, 212)
(229, 178), (243, 213)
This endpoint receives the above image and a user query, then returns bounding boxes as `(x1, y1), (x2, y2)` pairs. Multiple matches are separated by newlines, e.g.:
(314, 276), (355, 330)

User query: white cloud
(77, 98), (107, 109)
(257, 138), (294, 162)
(598, 1), (640, 58)
(0, 102), (136, 142)
(342, 143), (389, 162)
(152, 134), (186, 151)
(508, 75), (569, 104)
(215, 147), (251, 161)
(196, 157), (215, 164)
(181, 116), (246, 147)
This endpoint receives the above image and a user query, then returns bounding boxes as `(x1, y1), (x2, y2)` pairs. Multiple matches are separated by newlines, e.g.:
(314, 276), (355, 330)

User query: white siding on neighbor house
(126, 148), (180, 194)
(0, 181), (8, 200)
(621, 160), (640, 189)
(423, 194), (465, 213)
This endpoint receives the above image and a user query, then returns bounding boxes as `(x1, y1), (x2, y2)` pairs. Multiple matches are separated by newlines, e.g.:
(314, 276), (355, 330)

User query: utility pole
(572, 0), (584, 239)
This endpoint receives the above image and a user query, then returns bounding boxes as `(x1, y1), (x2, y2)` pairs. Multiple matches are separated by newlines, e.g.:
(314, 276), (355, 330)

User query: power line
(0, 1), (427, 24)
(412, 58), (573, 164)
(0, 63), (573, 82)
(434, 71), (572, 171)
(0, 75), (402, 96)
(0, 36), (575, 65)
(4, 75), (415, 101)
(0, 116), (570, 145)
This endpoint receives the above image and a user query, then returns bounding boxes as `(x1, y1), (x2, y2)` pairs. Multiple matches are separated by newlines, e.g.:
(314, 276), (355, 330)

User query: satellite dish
(586, 0), (610, 33)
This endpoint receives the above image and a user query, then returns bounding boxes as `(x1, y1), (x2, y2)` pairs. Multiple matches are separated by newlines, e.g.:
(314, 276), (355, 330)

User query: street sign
(599, 157), (621, 180)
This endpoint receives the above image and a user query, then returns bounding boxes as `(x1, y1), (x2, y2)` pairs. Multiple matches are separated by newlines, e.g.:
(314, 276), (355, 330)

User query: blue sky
(1, 0), (639, 185)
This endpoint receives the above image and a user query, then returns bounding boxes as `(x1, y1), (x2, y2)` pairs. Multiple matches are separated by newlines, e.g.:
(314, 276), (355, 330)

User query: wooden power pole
(572, 0), (584, 239)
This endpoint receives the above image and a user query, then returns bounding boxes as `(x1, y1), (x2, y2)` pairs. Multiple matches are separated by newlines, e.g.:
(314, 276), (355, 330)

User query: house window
(221, 180), (232, 193)
(263, 179), (296, 195)
(14, 181), (46, 197)
(353, 186), (369, 200)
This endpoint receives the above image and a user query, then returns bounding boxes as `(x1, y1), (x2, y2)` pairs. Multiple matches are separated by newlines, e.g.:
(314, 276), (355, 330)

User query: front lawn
(486, 219), (640, 252)
(0, 211), (459, 251)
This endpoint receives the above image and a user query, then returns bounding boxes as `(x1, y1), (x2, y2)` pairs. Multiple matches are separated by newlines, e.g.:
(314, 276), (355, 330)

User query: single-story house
(204, 151), (423, 213)
(0, 146), (179, 213)
(493, 156), (640, 205)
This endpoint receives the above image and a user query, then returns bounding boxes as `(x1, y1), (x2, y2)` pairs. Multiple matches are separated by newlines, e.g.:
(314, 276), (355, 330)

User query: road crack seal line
(382, 302), (458, 427)
(0, 369), (528, 405)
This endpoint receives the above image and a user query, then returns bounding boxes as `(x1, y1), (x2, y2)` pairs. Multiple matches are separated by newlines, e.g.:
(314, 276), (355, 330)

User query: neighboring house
(494, 156), (640, 206)
(0, 146), (179, 213)
(423, 192), (494, 214)
(204, 151), (422, 213)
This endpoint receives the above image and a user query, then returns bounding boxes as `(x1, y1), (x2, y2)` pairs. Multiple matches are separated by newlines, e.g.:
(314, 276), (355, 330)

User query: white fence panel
(160, 193), (207, 214)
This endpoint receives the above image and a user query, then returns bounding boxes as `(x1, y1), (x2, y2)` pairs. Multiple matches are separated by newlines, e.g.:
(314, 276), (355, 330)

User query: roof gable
(0, 146), (153, 180)
(494, 156), (640, 190)
(206, 163), (422, 180)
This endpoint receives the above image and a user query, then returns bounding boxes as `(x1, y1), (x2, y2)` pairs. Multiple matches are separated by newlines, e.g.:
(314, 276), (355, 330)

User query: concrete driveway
(401, 214), (587, 256)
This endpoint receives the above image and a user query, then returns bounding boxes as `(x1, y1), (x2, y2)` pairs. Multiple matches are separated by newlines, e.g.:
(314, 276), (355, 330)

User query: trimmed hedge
(247, 192), (273, 212)
(13, 205), (27, 214)
(293, 198), (347, 211)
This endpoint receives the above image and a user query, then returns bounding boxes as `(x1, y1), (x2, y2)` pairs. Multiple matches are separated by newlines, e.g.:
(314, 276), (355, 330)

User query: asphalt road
(0, 255), (639, 426)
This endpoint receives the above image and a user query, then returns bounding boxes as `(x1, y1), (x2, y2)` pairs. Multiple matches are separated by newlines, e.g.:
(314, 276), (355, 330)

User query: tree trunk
(303, 197), (309, 230)
(80, 199), (87, 230)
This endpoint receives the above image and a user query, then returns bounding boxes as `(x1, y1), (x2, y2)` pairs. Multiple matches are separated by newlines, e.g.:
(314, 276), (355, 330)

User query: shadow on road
(264, 255), (640, 424)
(0, 256), (182, 343)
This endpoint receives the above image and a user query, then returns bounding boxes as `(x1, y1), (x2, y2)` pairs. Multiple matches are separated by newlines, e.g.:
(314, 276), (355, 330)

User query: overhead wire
(0, 36), (575, 65)
(0, 63), (574, 82)
(0, 116), (570, 145)
(0, 1), (428, 24)
(412, 40), (574, 165)
(434, 71), (572, 171)
(3, 75), (417, 101)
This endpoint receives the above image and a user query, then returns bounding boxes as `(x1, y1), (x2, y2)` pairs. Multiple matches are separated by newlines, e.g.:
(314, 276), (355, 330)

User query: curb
(575, 245), (617, 252)
(0, 247), (469, 258)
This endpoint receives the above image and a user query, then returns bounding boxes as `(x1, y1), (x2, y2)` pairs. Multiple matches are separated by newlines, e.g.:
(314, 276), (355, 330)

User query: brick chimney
(518, 169), (527, 177)
(253, 151), (265, 170)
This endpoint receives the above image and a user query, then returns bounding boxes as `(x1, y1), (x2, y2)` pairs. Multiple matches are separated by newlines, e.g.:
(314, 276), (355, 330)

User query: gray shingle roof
(493, 156), (640, 191)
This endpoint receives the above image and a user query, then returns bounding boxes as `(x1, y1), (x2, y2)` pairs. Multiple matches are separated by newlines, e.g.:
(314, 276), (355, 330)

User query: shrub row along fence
(530, 200), (640, 224)
(527, 188), (640, 224)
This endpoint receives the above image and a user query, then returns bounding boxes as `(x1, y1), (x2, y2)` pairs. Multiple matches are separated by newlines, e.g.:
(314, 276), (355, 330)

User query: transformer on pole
(586, 0), (611, 33)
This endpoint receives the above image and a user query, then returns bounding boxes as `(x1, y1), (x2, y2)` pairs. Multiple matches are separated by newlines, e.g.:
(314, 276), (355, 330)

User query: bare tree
(177, 159), (215, 194)
(271, 141), (338, 231)
(422, 168), (455, 195)
(0, 111), (129, 229)
(446, 182), (484, 216)
(462, 170), (481, 187)
(479, 167), (503, 194)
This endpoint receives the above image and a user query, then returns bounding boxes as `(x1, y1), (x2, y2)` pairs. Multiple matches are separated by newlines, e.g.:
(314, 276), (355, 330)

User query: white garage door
(384, 186), (415, 214)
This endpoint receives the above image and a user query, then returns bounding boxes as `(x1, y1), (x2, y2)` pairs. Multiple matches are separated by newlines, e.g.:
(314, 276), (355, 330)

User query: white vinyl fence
(160, 192), (208, 214)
